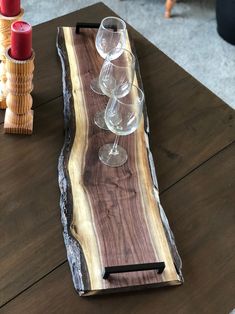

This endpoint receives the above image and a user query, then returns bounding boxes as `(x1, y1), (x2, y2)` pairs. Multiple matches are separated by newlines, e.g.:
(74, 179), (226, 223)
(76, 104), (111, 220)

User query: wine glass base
(90, 77), (104, 95)
(94, 110), (109, 130)
(99, 144), (128, 167)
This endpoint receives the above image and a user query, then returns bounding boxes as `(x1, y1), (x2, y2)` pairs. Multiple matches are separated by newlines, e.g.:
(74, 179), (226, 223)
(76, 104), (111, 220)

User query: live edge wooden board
(57, 26), (183, 296)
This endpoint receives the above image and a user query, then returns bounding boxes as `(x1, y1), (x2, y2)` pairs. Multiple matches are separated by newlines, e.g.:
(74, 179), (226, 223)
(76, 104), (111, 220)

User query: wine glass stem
(110, 135), (120, 156)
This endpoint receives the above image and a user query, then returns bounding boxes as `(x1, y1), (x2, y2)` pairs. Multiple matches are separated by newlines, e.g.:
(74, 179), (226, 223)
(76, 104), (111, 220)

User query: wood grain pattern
(2, 143), (234, 314)
(57, 27), (182, 295)
(0, 97), (66, 306)
(140, 53), (235, 191)
(1, 2), (235, 310)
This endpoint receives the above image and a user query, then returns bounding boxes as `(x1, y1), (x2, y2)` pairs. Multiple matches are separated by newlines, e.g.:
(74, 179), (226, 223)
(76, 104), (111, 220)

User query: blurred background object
(165, 0), (176, 18)
(216, 0), (235, 45)
(22, 0), (235, 109)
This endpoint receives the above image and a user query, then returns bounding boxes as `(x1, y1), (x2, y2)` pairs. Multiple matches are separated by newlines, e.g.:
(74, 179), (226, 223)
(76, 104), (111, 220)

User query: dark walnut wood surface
(0, 2), (234, 313)
(57, 26), (182, 294)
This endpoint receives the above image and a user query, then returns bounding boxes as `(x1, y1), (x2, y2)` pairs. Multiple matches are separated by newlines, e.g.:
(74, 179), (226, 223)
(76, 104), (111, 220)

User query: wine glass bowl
(95, 17), (126, 59)
(105, 89), (143, 136)
(94, 48), (136, 129)
(90, 16), (127, 94)
(99, 84), (144, 167)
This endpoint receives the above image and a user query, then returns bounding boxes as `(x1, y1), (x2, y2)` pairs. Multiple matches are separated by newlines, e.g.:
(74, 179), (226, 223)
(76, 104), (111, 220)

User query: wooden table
(0, 3), (234, 313)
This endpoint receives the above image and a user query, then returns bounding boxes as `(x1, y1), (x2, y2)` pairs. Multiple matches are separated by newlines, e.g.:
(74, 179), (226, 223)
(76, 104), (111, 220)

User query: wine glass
(99, 84), (144, 167)
(90, 16), (127, 94)
(94, 48), (136, 130)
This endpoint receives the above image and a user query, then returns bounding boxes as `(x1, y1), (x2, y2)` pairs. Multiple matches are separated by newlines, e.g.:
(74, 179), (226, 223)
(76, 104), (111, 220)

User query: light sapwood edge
(63, 27), (103, 291)
(57, 27), (91, 293)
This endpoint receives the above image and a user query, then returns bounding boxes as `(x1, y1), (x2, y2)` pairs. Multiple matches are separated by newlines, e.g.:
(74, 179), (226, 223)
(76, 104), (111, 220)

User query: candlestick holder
(4, 48), (35, 135)
(0, 8), (24, 109)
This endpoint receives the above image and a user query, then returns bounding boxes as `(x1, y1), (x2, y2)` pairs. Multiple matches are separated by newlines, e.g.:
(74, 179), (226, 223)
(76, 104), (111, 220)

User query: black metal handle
(76, 23), (100, 34)
(103, 262), (165, 280)
(76, 22), (117, 34)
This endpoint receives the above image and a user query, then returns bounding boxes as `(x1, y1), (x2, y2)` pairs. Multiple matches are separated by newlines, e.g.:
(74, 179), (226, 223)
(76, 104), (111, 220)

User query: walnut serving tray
(57, 26), (183, 296)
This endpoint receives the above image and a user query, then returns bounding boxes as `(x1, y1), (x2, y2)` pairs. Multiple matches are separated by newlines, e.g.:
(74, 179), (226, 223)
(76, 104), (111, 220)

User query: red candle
(0, 0), (20, 17)
(11, 21), (32, 61)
